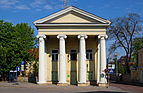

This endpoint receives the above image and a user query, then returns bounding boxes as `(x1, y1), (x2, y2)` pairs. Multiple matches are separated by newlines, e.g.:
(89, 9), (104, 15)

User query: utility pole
(64, 0), (67, 8)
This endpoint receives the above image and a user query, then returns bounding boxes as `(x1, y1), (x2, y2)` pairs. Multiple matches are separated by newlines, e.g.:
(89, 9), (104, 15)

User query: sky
(0, 0), (143, 56)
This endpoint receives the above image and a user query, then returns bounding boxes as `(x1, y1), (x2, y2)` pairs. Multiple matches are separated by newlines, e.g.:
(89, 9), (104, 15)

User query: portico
(34, 6), (111, 86)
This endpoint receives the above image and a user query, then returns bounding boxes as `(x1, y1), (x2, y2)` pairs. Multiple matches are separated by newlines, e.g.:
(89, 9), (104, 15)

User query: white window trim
(69, 49), (78, 61)
(51, 49), (59, 62)
(86, 49), (93, 61)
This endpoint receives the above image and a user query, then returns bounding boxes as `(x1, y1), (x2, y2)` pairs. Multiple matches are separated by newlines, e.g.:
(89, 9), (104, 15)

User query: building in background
(34, 6), (111, 86)
(138, 48), (143, 83)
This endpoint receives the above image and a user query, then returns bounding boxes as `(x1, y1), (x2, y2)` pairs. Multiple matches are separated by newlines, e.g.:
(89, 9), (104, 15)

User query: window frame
(69, 49), (77, 61)
(86, 49), (93, 61)
(51, 49), (59, 62)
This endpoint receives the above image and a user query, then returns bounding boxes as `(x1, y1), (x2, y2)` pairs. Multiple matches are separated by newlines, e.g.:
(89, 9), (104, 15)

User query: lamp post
(114, 53), (118, 76)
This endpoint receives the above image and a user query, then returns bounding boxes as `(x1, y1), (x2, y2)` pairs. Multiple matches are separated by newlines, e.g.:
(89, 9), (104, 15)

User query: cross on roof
(64, 0), (67, 8)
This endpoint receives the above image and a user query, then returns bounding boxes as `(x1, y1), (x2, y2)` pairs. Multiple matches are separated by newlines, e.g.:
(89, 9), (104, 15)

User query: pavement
(110, 81), (143, 93)
(0, 81), (128, 93)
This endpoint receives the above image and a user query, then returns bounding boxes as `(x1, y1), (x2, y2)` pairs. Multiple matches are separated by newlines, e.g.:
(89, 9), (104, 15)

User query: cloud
(0, 0), (63, 11)
(44, 5), (53, 10)
(31, 0), (63, 10)
(0, 0), (18, 8)
(31, 0), (43, 7)
(15, 5), (30, 10)
(31, 0), (49, 8)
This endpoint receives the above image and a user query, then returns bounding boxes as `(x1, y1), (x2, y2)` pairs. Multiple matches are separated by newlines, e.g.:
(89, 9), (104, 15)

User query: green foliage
(118, 63), (125, 74)
(0, 20), (36, 76)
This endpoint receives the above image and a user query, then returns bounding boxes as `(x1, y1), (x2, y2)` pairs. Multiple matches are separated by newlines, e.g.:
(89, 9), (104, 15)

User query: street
(0, 86), (127, 93)
(0, 82), (143, 93)
(0, 82), (127, 93)
(110, 82), (143, 93)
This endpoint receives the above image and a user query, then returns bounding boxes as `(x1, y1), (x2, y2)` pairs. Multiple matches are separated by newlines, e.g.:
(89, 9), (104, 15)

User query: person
(119, 73), (122, 81)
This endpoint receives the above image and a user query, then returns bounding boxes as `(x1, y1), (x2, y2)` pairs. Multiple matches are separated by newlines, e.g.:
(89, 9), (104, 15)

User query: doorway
(70, 50), (77, 85)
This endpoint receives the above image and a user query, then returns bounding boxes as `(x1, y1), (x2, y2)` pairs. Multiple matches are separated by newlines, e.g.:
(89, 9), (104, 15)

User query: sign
(108, 64), (115, 69)
(21, 61), (24, 71)
(109, 69), (114, 74)
(21, 61), (25, 65)
(16, 66), (20, 71)
(21, 65), (24, 71)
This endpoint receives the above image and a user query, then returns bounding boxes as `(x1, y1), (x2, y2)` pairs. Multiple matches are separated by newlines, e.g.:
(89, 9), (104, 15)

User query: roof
(33, 6), (111, 25)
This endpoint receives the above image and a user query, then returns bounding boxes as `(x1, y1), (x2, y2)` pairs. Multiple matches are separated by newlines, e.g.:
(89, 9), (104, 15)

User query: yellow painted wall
(50, 13), (91, 23)
(44, 12), (102, 23)
(38, 12), (107, 36)
(45, 36), (98, 84)
(138, 49), (143, 70)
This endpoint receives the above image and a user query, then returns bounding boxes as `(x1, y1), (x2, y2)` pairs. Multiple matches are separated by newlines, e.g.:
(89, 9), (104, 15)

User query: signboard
(21, 65), (24, 71)
(109, 69), (114, 74)
(21, 61), (24, 71)
(21, 61), (24, 65)
(108, 64), (115, 69)
(16, 66), (20, 71)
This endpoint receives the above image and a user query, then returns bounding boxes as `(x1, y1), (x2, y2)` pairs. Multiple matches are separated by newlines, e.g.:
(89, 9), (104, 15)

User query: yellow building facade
(138, 48), (143, 83)
(34, 6), (111, 86)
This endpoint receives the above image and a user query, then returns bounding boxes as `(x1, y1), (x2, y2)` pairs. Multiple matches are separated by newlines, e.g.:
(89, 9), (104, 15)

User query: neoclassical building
(34, 6), (111, 86)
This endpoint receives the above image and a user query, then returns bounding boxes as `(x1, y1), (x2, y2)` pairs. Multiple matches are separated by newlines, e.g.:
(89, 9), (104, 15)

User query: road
(0, 86), (127, 93)
(0, 82), (127, 93)
(110, 82), (143, 93)
(0, 82), (142, 93)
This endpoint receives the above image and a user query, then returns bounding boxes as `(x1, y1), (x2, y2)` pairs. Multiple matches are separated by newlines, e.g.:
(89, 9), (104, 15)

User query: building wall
(138, 48), (143, 83)
(138, 48), (143, 67)
(44, 36), (98, 84)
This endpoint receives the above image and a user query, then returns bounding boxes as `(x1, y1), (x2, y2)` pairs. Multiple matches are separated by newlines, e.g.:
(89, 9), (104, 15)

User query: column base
(57, 83), (68, 86)
(97, 83), (108, 87)
(37, 81), (48, 85)
(77, 83), (88, 86)
(46, 81), (53, 85)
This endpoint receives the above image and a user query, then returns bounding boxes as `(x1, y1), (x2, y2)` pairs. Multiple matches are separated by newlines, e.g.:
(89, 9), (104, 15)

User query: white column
(97, 39), (100, 83)
(98, 35), (108, 84)
(78, 35), (88, 84)
(57, 34), (67, 84)
(37, 35), (46, 84)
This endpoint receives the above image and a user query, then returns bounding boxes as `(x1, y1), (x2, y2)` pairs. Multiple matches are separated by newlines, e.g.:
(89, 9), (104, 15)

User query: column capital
(98, 35), (108, 39)
(36, 34), (46, 39)
(78, 34), (88, 39)
(57, 34), (67, 39)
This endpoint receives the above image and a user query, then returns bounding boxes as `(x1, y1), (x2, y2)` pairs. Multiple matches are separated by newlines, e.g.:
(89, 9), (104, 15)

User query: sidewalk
(0, 81), (128, 93)
(111, 81), (143, 87)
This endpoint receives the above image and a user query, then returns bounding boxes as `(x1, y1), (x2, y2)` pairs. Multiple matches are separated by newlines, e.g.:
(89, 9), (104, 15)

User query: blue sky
(0, 0), (143, 56)
(0, 0), (143, 29)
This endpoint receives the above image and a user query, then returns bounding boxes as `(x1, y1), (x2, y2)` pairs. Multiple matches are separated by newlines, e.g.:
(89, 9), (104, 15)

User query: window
(70, 50), (77, 61)
(86, 49), (93, 60)
(87, 71), (93, 80)
(52, 50), (58, 61)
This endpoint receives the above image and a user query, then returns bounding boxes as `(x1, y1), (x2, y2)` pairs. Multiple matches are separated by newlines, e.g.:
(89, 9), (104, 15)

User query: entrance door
(70, 50), (77, 85)
(71, 71), (77, 85)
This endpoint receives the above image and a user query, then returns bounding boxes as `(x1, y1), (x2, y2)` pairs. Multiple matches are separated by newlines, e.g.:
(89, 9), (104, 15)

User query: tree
(0, 20), (36, 80)
(13, 23), (36, 61)
(108, 13), (142, 73)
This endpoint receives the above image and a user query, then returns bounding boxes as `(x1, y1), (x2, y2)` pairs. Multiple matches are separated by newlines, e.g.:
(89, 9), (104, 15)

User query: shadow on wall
(78, 91), (128, 93)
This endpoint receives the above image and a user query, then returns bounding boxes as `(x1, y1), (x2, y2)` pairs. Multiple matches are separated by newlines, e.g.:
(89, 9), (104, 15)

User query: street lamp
(114, 52), (119, 76)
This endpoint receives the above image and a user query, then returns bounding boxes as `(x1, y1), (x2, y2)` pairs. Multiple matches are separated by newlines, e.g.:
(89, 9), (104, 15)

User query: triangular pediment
(34, 6), (111, 24)
(43, 11), (103, 23)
